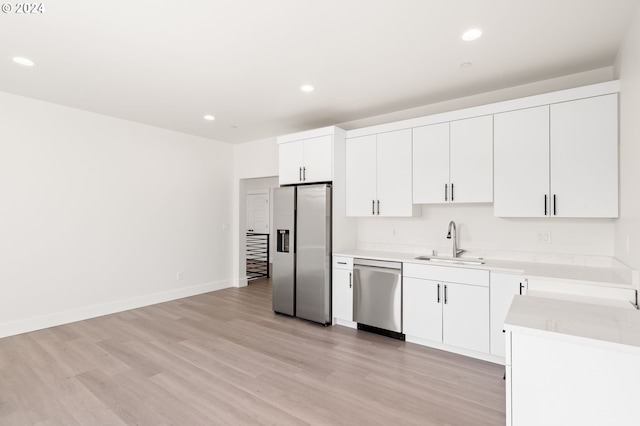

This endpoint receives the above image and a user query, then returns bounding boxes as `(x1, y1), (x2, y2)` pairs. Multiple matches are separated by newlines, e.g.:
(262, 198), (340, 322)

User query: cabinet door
(278, 141), (304, 185)
(332, 268), (353, 322)
(346, 135), (377, 216)
(550, 94), (618, 218)
(302, 135), (332, 183)
(494, 106), (550, 217)
(442, 283), (489, 353)
(490, 273), (522, 358)
(403, 277), (443, 342)
(413, 123), (450, 203)
(376, 129), (415, 216)
(449, 115), (494, 203)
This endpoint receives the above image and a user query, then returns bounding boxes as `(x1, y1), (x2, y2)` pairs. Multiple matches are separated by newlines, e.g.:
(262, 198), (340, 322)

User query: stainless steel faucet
(446, 220), (464, 258)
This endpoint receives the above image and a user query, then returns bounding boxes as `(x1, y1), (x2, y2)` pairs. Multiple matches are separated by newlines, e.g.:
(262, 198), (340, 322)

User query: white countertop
(334, 249), (634, 288)
(505, 295), (640, 353)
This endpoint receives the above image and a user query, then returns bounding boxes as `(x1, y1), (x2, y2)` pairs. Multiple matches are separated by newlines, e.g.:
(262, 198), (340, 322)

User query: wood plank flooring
(0, 279), (506, 425)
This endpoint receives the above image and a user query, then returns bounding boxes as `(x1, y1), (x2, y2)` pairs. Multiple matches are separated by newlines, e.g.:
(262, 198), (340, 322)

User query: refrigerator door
(272, 187), (295, 316)
(296, 184), (331, 324)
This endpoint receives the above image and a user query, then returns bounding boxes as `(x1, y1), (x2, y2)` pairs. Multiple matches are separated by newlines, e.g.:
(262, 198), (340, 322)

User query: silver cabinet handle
(445, 183), (448, 201)
(444, 284), (448, 304)
(372, 200), (375, 215)
(303, 167), (306, 181)
(544, 194), (548, 216)
(437, 283), (441, 303)
(451, 183), (454, 202)
(376, 200), (380, 215)
(553, 194), (557, 216)
(349, 272), (352, 289)
(299, 167), (302, 181)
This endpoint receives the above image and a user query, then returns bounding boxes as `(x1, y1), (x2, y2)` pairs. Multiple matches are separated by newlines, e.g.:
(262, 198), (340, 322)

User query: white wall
(0, 91), (233, 337)
(337, 68), (614, 131)
(232, 137), (279, 286)
(614, 3), (640, 271)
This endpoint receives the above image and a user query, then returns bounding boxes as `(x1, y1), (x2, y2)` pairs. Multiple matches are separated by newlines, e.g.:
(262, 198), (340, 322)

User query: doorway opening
(242, 177), (278, 283)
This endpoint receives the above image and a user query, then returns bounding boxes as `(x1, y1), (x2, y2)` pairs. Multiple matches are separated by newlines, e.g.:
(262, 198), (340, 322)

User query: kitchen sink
(414, 256), (486, 265)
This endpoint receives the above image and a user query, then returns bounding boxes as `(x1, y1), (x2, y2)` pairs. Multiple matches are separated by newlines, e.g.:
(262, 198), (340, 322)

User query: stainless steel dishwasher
(353, 258), (404, 340)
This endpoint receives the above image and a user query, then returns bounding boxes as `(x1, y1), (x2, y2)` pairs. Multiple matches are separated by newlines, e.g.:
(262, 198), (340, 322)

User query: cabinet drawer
(403, 263), (489, 286)
(333, 256), (353, 270)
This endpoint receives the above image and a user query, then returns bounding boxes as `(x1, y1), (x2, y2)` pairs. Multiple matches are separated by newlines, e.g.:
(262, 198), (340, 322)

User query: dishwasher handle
(353, 258), (402, 271)
(353, 264), (401, 276)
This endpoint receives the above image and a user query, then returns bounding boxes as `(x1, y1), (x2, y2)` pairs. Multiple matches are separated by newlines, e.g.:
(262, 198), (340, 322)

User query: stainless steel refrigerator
(272, 184), (331, 325)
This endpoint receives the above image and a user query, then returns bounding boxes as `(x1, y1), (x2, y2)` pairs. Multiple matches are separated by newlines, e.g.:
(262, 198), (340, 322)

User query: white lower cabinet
(332, 256), (353, 323)
(490, 273), (524, 358)
(403, 264), (490, 354)
(403, 278), (442, 341)
(442, 282), (489, 353)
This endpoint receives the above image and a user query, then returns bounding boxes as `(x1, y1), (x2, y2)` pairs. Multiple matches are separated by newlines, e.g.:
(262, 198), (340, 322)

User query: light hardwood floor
(0, 279), (506, 425)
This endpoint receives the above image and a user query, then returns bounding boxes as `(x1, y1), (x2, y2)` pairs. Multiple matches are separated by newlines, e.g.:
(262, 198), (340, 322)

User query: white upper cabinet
(376, 130), (416, 216)
(449, 116), (494, 203)
(278, 135), (332, 185)
(279, 141), (305, 185)
(412, 123), (449, 203)
(494, 94), (618, 218)
(346, 129), (418, 217)
(550, 94), (619, 218)
(413, 116), (493, 204)
(494, 106), (550, 217)
(345, 134), (377, 216)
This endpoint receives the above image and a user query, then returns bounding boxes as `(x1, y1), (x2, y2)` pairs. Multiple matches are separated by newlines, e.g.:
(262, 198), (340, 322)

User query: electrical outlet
(176, 271), (184, 281)
(537, 232), (552, 244)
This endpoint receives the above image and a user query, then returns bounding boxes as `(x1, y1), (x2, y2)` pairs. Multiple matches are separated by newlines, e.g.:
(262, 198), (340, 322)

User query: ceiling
(1, 0), (638, 144)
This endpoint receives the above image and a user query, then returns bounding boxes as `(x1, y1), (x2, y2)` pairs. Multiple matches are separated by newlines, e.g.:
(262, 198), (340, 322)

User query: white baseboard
(235, 277), (249, 287)
(333, 318), (357, 329)
(0, 280), (232, 339)
(405, 334), (504, 365)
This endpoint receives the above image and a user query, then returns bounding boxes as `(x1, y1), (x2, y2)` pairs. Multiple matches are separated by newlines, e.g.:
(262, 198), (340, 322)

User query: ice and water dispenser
(277, 229), (290, 253)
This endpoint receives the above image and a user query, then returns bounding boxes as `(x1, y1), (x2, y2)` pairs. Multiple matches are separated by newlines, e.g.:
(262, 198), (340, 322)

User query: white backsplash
(357, 241), (615, 268)
(356, 204), (619, 268)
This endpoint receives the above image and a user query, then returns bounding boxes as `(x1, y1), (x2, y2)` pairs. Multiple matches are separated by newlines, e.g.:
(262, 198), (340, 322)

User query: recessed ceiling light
(12, 56), (35, 67)
(300, 84), (315, 93)
(460, 62), (473, 69)
(461, 28), (482, 41)
(203, 115), (215, 121)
